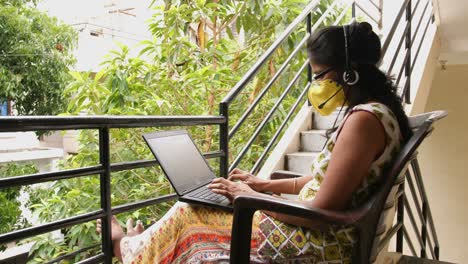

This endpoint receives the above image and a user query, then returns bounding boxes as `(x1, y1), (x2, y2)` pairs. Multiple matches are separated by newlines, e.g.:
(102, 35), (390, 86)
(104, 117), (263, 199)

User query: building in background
(39, 0), (155, 72)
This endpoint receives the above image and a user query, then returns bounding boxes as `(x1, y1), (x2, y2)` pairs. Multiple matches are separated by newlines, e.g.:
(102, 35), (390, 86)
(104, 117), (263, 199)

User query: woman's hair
(306, 22), (413, 142)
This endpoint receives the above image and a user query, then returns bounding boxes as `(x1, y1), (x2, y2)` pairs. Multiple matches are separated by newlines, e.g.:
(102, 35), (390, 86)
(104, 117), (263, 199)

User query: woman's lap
(120, 202), (264, 264)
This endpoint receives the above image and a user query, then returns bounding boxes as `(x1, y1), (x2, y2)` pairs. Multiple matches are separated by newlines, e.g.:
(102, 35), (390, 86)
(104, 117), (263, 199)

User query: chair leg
(230, 208), (256, 264)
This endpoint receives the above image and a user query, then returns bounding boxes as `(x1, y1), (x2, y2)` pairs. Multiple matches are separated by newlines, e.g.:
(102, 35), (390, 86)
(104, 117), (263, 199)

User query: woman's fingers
(207, 183), (226, 190)
(228, 173), (247, 181)
(211, 188), (233, 200)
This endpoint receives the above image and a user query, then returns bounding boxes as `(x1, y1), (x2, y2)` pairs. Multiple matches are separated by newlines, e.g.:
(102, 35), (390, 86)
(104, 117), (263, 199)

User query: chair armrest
(233, 194), (363, 225)
(270, 170), (305, 180)
(229, 194), (367, 263)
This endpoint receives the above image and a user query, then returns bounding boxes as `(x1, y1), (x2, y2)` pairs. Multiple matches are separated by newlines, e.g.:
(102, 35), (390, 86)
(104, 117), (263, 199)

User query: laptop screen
(146, 134), (215, 194)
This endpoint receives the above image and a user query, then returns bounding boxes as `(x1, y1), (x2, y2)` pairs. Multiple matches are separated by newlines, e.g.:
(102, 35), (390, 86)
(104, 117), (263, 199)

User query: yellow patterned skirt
(120, 202), (354, 263)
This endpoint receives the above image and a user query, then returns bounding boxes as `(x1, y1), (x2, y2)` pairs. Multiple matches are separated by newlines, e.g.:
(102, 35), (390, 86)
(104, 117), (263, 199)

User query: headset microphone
(318, 86), (343, 109)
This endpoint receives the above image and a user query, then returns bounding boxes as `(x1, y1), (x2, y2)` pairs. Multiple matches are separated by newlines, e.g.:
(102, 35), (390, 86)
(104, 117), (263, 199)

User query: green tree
(0, 0), (77, 115)
(26, 0), (348, 262)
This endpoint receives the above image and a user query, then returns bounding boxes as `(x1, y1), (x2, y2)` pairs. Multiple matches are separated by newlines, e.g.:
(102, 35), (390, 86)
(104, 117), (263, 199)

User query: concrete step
(301, 130), (328, 152)
(312, 109), (346, 130)
(381, 252), (455, 264)
(286, 152), (318, 175)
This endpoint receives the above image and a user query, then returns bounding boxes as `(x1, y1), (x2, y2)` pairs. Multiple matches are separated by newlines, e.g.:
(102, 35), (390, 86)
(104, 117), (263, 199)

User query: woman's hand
(207, 177), (256, 202)
(227, 168), (268, 192)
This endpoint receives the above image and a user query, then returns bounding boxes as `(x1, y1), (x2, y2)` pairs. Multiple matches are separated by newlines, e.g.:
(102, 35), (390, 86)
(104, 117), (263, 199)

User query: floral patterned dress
(120, 102), (402, 264)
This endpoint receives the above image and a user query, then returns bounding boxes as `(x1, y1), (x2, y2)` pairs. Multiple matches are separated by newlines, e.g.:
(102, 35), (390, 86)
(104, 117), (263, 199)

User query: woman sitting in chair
(97, 21), (412, 263)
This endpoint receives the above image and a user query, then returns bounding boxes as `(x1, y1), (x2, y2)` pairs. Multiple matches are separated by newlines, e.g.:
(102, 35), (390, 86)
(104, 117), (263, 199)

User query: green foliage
(0, 162), (37, 251)
(0, 1), (77, 115)
(25, 0), (350, 261)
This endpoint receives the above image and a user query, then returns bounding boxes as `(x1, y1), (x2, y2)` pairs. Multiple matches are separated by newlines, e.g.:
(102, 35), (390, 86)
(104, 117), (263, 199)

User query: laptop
(143, 130), (232, 211)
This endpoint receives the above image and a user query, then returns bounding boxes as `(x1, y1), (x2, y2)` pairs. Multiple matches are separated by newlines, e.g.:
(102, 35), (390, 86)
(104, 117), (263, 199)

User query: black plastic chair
(229, 110), (447, 263)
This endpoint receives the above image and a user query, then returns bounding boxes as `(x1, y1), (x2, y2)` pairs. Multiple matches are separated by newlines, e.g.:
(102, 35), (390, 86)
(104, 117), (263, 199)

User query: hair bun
(358, 22), (373, 34)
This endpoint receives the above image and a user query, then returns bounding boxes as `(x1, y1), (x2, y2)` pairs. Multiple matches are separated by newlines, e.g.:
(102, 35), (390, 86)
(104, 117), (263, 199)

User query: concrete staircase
(285, 110), (345, 175)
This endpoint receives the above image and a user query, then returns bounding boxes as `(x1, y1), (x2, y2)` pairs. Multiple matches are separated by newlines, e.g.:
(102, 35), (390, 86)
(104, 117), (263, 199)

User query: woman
(97, 21), (412, 263)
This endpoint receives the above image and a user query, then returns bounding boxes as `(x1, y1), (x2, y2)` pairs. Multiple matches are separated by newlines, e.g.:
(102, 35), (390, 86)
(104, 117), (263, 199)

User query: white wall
(416, 64), (468, 263)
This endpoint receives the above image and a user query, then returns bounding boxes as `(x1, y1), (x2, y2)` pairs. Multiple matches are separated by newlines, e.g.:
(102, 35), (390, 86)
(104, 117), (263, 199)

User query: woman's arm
(264, 111), (386, 228)
(227, 168), (313, 194)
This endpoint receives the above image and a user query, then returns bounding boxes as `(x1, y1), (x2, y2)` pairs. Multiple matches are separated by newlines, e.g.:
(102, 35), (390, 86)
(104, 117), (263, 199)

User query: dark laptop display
(143, 130), (232, 211)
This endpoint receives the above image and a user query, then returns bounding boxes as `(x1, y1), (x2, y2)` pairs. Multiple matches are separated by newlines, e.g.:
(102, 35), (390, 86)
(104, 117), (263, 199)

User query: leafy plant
(0, 162), (37, 251)
(0, 0), (77, 115)
(25, 0), (350, 261)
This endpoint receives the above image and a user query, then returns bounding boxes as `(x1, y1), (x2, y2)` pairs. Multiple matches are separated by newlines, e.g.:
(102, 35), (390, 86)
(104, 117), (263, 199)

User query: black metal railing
(0, 0), (441, 263)
(0, 116), (225, 263)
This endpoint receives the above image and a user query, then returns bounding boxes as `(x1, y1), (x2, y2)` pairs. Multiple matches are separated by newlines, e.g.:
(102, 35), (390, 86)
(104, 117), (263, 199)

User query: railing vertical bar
(406, 171), (425, 222)
(404, 0), (412, 103)
(411, 158), (439, 247)
(307, 12), (312, 84)
(220, 102), (229, 177)
(378, 0), (383, 29)
(352, 1), (356, 18)
(421, 201), (428, 258)
(99, 127), (113, 263)
(403, 226), (418, 257)
(404, 196), (426, 256)
(426, 229), (436, 259)
(396, 179), (405, 253)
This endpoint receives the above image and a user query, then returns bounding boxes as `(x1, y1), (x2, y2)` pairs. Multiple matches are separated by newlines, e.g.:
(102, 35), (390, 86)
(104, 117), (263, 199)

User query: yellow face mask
(308, 79), (347, 116)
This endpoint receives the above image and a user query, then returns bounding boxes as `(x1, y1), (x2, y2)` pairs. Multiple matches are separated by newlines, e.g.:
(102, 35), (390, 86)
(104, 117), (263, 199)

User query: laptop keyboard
(187, 185), (229, 203)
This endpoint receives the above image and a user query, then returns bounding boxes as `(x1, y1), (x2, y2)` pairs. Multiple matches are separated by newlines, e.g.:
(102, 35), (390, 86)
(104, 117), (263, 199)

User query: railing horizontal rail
(332, 1), (353, 25)
(228, 35), (309, 140)
(75, 254), (105, 264)
(110, 151), (224, 172)
(410, 13), (433, 75)
(387, 22), (410, 74)
(0, 151), (224, 190)
(312, 0), (341, 30)
(0, 165), (104, 189)
(221, 0), (319, 105)
(0, 210), (104, 245)
(229, 61), (309, 170)
(377, 222), (403, 253)
(367, 0), (381, 12)
(112, 193), (178, 215)
(0, 115), (225, 132)
(355, 2), (379, 24)
(44, 244), (101, 264)
(251, 82), (311, 174)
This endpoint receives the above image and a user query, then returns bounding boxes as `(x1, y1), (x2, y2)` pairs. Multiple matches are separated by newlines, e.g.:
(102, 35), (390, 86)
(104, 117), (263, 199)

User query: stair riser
(301, 132), (328, 152)
(312, 110), (346, 130)
(286, 153), (317, 175)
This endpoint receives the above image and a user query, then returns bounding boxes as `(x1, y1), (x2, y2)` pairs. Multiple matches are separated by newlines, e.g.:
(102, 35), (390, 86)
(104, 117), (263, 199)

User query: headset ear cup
(343, 70), (359, 85)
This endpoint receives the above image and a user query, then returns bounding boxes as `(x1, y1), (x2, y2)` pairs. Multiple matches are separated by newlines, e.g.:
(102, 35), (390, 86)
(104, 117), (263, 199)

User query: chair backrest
(351, 110), (447, 263)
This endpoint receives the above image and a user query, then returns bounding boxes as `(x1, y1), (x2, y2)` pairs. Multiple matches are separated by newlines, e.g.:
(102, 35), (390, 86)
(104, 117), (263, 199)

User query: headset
(342, 24), (360, 86)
